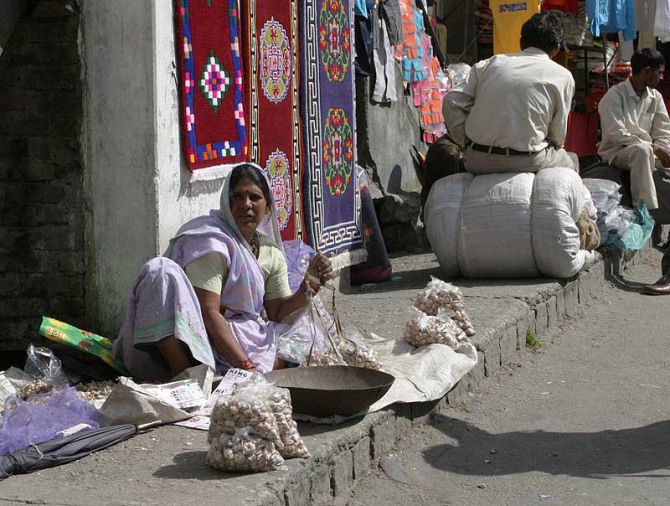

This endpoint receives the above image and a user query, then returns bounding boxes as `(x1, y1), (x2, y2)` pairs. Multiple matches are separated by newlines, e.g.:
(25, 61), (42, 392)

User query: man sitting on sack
(443, 11), (577, 174)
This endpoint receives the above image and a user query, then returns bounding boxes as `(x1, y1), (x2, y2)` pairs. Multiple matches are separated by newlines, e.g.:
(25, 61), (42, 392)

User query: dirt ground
(348, 250), (670, 506)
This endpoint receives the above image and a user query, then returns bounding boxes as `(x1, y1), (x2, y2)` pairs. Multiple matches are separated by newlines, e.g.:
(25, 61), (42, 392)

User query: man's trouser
(611, 143), (660, 210)
(463, 145), (577, 174)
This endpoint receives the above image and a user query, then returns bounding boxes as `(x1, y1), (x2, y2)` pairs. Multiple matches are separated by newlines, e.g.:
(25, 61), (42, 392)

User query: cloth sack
(425, 167), (592, 278)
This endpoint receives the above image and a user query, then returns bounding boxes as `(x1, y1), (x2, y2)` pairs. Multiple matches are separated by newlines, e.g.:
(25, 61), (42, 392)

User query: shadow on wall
(426, 415), (670, 478)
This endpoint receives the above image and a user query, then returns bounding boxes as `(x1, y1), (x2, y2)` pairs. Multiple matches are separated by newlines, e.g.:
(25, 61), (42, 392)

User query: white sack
(531, 168), (587, 278)
(458, 172), (539, 278)
(425, 172), (475, 277)
(425, 168), (590, 278)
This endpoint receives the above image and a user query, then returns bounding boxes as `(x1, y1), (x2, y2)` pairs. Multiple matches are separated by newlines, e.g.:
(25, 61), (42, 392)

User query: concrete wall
(82, 0), (222, 338)
(0, 0), (85, 351)
(356, 70), (424, 196)
(0, 0), (29, 57)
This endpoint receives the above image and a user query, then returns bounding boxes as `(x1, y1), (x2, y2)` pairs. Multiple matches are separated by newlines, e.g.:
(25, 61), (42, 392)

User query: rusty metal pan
(264, 366), (395, 418)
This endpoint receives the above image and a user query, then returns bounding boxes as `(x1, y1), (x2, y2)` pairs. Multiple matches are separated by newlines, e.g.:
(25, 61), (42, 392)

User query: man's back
(462, 48), (574, 152)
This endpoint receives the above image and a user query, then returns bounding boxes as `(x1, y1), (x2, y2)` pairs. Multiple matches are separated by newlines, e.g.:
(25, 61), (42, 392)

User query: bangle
(236, 358), (256, 370)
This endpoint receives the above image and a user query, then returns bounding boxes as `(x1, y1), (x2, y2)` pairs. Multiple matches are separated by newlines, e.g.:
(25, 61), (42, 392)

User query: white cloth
(442, 47), (575, 153)
(655, 0), (670, 41)
(598, 79), (670, 210)
(635, 0), (656, 30)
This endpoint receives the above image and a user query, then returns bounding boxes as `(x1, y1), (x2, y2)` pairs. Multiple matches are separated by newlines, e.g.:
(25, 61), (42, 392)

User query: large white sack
(425, 172), (475, 277)
(458, 173), (540, 278)
(531, 168), (587, 278)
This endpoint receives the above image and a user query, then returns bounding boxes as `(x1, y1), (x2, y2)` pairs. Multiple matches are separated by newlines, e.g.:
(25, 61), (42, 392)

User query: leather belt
(469, 142), (531, 156)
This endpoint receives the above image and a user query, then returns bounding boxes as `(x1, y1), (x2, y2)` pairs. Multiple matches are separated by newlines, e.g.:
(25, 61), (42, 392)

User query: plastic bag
(273, 294), (333, 364)
(609, 202), (655, 252)
(446, 63), (471, 89)
(274, 240), (329, 364)
(414, 276), (475, 336)
(404, 307), (466, 349)
(23, 344), (68, 390)
(209, 376), (308, 464)
(582, 178), (621, 199)
(207, 427), (284, 472)
(337, 330), (384, 371)
(0, 387), (100, 456)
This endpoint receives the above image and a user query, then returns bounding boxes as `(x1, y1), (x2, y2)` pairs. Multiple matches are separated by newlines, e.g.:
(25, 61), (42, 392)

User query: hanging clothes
(655, 0), (670, 41)
(372, 5), (398, 102)
(397, 0), (427, 81)
(411, 34), (447, 135)
(379, 0), (403, 46)
(587, 0), (637, 40)
(489, 0), (541, 55)
(542, 0), (579, 13)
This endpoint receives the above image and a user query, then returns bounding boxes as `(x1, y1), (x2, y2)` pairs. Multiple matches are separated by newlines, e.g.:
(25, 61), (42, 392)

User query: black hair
(520, 12), (564, 55)
(631, 48), (665, 75)
(229, 163), (272, 203)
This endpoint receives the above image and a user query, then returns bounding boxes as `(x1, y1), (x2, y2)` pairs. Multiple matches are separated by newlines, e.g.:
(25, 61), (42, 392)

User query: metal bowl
(264, 366), (395, 418)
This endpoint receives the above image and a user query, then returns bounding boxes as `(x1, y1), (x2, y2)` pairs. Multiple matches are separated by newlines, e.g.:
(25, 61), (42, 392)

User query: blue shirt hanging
(587, 0), (637, 40)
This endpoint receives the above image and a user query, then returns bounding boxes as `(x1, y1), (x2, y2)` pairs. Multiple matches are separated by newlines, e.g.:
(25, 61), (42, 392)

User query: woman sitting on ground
(113, 163), (333, 380)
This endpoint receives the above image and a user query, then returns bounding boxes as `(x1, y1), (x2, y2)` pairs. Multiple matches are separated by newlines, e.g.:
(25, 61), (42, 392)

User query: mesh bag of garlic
(413, 276), (476, 336)
(206, 426), (285, 472)
(403, 307), (467, 349)
(207, 376), (309, 472)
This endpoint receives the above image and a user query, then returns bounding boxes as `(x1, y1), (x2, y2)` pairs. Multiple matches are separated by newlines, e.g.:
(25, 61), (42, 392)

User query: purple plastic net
(0, 387), (100, 456)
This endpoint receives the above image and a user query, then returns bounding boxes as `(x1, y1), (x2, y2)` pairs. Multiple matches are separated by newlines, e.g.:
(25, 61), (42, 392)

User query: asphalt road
(348, 250), (670, 506)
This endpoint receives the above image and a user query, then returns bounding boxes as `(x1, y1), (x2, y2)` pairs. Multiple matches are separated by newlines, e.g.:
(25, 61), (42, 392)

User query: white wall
(82, 0), (222, 336)
(153, 0), (222, 252)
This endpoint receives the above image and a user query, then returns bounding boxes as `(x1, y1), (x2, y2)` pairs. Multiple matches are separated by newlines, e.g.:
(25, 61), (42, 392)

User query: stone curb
(254, 245), (652, 506)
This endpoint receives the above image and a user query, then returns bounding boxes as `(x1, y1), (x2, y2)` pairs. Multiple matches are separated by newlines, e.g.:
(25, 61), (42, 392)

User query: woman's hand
(307, 252), (334, 287)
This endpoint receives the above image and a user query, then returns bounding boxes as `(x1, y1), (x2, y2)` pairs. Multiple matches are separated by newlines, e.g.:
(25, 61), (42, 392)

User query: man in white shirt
(598, 48), (670, 214)
(442, 12), (576, 174)
(598, 48), (670, 295)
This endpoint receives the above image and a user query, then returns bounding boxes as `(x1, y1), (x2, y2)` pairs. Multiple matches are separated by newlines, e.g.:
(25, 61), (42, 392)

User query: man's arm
(546, 75), (574, 148)
(442, 65), (479, 147)
(598, 91), (642, 148)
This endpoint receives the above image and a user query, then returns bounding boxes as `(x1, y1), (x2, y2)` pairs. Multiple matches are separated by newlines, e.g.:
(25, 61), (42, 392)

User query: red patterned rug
(244, 0), (302, 241)
(175, 0), (248, 172)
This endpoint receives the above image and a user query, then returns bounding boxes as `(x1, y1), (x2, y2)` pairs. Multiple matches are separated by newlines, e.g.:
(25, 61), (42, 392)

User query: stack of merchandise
(475, 0), (494, 45)
(563, 1), (593, 47)
(582, 178), (637, 244)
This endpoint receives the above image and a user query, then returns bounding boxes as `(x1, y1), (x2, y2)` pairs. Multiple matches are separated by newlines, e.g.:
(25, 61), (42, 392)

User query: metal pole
(463, 0), (469, 59)
(602, 36), (610, 90)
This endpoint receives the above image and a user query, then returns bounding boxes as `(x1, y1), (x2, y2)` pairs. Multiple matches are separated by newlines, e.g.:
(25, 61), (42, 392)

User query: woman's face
(230, 178), (269, 238)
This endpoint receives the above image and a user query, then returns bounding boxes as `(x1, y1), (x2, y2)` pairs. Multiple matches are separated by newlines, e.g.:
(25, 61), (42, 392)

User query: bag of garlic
(208, 376), (309, 464)
(337, 331), (384, 371)
(206, 426), (285, 472)
(414, 276), (475, 336)
(403, 307), (467, 349)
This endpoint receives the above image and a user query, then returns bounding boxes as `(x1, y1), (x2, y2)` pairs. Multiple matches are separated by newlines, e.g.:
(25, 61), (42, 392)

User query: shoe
(643, 273), (670, 295)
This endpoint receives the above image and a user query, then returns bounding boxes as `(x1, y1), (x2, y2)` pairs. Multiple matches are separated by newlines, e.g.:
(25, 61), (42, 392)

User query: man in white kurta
(443, 11), (576, 174)
(598, 48), (670, 212)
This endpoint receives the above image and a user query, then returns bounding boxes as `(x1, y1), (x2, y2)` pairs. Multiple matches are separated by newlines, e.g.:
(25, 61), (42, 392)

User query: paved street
(348, 250), (670, 506)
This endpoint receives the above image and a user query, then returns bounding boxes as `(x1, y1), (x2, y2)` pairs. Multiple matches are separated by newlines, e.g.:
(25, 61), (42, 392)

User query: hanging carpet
(175, 0), (248, 173)
(244, 0), (303, 241)
(299, 0), (365, 267)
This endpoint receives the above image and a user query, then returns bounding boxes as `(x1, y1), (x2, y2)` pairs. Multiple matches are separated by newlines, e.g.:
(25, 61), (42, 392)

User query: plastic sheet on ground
(293, 334), (478, 423)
